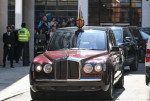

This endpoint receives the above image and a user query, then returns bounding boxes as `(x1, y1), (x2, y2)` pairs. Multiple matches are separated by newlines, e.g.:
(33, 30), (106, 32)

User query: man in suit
(3, 26), (15, 68)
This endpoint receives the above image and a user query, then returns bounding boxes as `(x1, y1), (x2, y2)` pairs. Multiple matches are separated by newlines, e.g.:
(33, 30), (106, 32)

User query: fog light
(35, 64), (42, 72)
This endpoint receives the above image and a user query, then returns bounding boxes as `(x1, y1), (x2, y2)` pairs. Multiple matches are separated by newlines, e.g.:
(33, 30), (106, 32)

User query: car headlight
(35, 64), (42, 72)
(43, 64), (52, 73)
(95, 64), (103, 72)
(83, 64), (93, 73)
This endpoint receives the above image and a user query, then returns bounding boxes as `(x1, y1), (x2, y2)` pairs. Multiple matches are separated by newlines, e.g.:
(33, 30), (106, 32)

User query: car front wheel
(115, 71), (124, 88)
(146, 75), (150, 85)
(102, 70), (114, 100)
(130, 55), (138, 71)
(30, 88), (44, 100)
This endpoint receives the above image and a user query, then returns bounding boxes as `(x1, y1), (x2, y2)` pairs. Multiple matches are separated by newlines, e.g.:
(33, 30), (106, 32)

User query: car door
(108, 30), (121, 72)
(130, 28), (146, 62)
(123, 28), (137, 64)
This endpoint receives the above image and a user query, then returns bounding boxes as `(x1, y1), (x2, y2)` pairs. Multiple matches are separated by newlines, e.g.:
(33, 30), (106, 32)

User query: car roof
(56, 26), (111, 32)
(139, 27), (150, 29)
(128, 26), (138, 28)
(106, 26), (125, 30)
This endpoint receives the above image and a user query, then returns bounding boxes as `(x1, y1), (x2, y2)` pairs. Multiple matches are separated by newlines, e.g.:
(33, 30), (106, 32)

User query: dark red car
(29, 26), (124, 100)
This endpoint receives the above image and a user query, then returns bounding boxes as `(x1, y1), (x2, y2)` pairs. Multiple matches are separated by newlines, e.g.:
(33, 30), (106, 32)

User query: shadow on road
(124, 63), (145, 75)
(0, 61), (29, 93)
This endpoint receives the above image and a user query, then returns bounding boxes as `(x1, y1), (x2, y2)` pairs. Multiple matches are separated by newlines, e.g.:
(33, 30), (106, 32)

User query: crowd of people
(34, 16), (76, 46)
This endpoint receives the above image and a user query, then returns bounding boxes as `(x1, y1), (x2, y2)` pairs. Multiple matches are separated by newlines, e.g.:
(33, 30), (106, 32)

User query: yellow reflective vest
(18, 28), (30, 42)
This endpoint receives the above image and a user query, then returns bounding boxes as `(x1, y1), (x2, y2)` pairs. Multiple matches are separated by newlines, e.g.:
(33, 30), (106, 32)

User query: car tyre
(101, 70), (114, 100)
(30, 88), (44, 100)
(146, 75), (150, 85)
(130, 55), (138, 71)
(115, 71), (124, 88)
(140, 50), (145, 63)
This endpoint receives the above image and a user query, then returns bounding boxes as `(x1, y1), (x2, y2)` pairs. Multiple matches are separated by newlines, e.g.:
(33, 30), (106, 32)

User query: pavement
(0, 61), (30, 101)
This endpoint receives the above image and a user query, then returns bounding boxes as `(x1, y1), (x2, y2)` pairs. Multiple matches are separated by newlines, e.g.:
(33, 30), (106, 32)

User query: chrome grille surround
(54, 58), (81, 80)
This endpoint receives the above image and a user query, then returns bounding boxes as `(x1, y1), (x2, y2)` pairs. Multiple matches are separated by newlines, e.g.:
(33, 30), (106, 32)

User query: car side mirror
(111, 46), (119, 51)
(124, 37), (132, 42)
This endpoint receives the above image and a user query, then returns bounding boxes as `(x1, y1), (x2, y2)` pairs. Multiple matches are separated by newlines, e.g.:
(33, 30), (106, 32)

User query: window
(109, 30), (118, 50)
(35, 0), (78, 28)
(48, 30), (107, 50)
(112, 29), (123, 43)
(8, 0), (15, 26)
(123, 28), (133, 40)
(88, 0), (142, 26)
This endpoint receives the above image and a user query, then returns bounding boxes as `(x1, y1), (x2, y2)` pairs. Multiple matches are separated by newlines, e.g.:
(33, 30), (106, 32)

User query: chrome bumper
(31, 79), (109, 92)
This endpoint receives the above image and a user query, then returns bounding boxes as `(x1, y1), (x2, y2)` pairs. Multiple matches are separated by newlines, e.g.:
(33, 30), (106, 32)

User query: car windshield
(140, 28), (150, 35)
(140, 31), (150, 40)
(48, 30), (107, 51)
(111, 29), (123, 43)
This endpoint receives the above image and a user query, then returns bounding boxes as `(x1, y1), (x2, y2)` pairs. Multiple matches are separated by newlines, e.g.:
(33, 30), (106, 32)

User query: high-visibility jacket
(18, 28), (30, 42)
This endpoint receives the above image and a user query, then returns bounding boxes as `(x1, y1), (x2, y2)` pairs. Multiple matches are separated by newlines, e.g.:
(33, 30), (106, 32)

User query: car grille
(55, 60), (80, 79)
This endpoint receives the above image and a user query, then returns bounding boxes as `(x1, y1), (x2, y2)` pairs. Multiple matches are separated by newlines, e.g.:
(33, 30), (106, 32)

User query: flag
(76, 6), (84, 28)
(78, 6), (83, 20)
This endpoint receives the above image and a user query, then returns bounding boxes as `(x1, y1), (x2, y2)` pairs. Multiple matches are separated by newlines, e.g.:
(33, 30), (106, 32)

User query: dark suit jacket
(3, 32), (15, 48)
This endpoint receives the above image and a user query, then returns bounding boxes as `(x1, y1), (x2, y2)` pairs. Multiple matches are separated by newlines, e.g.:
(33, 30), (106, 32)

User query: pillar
(15, 0), (22, 29)
(142, 0), (150, 27)
(23, 0), (35, 63)
(78, 0), (88, 26)
(0, 0), (8, 65)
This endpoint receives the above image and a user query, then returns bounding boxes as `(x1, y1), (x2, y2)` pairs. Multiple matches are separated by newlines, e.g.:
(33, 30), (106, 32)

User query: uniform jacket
(18, 28), (30, 42)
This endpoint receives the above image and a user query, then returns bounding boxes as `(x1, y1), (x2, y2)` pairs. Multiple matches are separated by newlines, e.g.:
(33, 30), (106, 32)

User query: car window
(48, 30), (107, 50)
(111, 29), (123, 43)
(110, 30), (117, 46)
(123, 29), (133, 40)
(108, 30), (118, 50)
(140, 31), (149, 40)
(140, 28), (150, 35)
(130, 28), (141, 38)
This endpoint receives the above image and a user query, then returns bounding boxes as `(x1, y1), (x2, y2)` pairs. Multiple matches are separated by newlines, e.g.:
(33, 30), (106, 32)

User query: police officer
(18, 22), (30, 66)
(3, 26), (15, 68)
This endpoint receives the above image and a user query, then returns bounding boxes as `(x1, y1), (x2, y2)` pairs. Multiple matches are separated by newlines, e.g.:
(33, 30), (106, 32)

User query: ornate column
(0, 0), (8, 65)
(23, 0), (35, 63)
(15, 0), (22, 29)
(142, 0), (150, 27)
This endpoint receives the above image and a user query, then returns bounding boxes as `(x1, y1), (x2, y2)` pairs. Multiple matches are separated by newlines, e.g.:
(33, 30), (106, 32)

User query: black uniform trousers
(14, 44), (20, 63)
(3, 46), (14, 66)
(18, 42), (29, 66)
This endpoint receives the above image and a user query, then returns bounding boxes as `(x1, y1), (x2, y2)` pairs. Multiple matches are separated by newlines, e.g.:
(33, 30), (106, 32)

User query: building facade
(89, 0), (142, 26)
(8, 0), (144, 27)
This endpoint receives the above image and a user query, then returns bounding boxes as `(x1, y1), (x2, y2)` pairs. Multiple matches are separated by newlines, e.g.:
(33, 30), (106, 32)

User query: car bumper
(31, 79), (109, 92)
